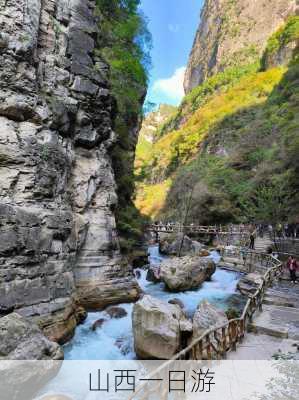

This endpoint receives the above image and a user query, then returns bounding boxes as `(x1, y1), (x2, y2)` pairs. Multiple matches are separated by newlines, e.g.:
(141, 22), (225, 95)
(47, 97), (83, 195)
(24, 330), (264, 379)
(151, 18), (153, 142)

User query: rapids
(64, 246), (241, 360)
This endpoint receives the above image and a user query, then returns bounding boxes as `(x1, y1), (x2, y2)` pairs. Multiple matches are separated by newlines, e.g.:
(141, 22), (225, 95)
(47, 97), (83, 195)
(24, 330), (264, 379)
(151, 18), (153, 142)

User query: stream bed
(64, 246), (242, 360)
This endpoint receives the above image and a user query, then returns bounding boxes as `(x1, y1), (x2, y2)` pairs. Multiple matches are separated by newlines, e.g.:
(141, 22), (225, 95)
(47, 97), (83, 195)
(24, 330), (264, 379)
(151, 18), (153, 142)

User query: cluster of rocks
(132, 295), (227, 359)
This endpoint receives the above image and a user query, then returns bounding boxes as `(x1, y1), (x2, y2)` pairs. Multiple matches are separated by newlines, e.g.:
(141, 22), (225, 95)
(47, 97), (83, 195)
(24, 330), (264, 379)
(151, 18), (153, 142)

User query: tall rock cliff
(184, 0), (297, 93)
(0, 0), (140, 344)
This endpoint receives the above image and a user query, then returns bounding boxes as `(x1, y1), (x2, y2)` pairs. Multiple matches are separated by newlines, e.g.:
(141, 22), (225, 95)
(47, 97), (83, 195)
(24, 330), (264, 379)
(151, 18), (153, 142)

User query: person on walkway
(286, 256), (298, 284)
(249, 229), (256, 250)
(276, 223), (283, 238)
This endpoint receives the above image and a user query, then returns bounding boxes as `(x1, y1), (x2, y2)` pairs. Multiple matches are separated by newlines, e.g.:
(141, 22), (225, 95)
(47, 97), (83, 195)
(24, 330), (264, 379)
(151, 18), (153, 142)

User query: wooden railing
(171, 254), (282, 361)
(129, 252), (283, 400)
(221, 247), (277, 272)
(148, 224), (250, 235)
(271, 236), (299, 257)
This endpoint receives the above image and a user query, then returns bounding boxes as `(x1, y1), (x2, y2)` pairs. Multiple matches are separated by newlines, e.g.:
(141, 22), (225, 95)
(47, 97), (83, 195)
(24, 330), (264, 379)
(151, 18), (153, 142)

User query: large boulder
(0, 313), (63, 360)
(192, 301), (228, 341)
(132, 295), (190, 359)
(237, 273), (264, 296)
(159, 233), (204, 256)
(160, 256), (216, 292)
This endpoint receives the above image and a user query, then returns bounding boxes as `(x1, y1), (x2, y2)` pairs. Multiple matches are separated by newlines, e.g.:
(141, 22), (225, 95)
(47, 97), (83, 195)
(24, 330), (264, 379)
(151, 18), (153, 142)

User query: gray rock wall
(0, 0), (140, 344)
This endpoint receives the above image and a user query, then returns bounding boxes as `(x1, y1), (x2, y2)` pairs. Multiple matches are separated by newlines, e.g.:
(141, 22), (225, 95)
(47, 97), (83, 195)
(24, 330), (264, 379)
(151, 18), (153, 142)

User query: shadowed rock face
(0, 313), (63, 360)
(184, 0), (297, 93)
(132, 295), (191, 359)
(0, 0), (140, 344)
(192, 300), (228, 342)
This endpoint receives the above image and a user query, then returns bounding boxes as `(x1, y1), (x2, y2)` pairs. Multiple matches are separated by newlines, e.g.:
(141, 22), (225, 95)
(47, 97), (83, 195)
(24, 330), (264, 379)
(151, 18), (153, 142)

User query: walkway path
(254, 234), (273, 253)
(228, 276), (299, 360)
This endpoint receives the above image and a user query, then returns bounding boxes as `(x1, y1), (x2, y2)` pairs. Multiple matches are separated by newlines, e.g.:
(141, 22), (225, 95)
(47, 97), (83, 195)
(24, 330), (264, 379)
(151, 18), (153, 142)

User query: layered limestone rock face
(132, 295), (192, 359)
(160, 256), (216, 292)
(184, 0), (297, 93)
(0, 313), (63, 359)
(0, 0), (139, 343)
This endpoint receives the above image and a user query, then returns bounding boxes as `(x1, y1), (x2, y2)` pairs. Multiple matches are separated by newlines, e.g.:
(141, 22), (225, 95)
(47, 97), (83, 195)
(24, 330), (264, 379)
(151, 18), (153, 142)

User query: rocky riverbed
(63, 246), (244, 359)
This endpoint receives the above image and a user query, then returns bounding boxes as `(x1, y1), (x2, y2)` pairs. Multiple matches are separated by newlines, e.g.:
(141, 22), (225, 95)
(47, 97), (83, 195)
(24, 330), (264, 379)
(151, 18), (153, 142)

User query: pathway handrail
(169, 253), (283, 361)
(148, 224), (250, 235)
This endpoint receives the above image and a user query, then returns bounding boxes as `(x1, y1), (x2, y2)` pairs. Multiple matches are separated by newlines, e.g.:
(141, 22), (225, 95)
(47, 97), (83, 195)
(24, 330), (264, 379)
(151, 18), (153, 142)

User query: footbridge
(148, 223), (247, 235)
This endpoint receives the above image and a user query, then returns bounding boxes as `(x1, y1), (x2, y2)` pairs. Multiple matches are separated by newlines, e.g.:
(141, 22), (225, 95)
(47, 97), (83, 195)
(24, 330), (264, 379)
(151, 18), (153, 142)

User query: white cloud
(168, 24), (180, 33)
(153, 67), (186, 103)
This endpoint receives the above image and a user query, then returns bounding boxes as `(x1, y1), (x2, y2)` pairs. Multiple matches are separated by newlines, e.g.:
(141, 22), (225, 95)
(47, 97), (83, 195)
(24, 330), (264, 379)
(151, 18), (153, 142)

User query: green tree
(95, 0), (152, 252)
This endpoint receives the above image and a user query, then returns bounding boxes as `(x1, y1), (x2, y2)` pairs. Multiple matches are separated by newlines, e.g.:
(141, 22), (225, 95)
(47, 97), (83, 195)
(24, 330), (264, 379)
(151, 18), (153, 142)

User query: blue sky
(140, 0), (204, 106)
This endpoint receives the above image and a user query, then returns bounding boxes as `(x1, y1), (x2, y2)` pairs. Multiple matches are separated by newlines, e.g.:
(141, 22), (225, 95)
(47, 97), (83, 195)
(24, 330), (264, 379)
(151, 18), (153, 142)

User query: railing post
(222, 326), (227, 355)
(206, 335), (212, 359)
(198, 340), (203, 360)
(232, 321), (237, 351)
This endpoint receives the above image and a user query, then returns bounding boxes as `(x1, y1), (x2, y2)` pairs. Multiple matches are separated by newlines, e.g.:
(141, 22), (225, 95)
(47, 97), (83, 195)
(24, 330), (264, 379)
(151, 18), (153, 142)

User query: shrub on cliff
(95, 0), (152, 252)
(262, 16), (299, 69)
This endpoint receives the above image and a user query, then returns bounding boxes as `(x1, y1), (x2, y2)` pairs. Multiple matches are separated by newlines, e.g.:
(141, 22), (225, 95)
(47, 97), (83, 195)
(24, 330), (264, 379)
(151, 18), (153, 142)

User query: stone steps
(249, 321), (289, 338)
(263, 296), (297, 308)
(249, 304), (299, 340)
(254, 235), (273, 252)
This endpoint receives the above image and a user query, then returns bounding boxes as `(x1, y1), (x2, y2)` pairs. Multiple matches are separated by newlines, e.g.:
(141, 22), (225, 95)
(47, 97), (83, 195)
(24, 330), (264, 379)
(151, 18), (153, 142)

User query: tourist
(276, 222), (283, 238)
(286, 256), (298, 284)
(249, 229), (256, 250)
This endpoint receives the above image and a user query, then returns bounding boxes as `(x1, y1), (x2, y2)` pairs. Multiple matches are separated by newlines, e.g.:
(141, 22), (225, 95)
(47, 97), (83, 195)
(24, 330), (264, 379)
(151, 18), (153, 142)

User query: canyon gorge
(0, 0), (299, 362)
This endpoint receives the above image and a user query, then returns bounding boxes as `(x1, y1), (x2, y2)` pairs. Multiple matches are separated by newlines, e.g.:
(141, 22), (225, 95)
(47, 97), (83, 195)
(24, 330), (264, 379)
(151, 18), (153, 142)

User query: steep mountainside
(135, 14), (299, 225)
(0, 0), (143, 345)
(184, 0), (297, 93)
(134, 104), (176, 217)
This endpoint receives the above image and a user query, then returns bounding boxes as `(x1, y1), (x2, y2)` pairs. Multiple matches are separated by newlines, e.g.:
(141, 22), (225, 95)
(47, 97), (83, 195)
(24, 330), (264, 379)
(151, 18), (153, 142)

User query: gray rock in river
(105, 306), (128, 319)
(91, 318), (107, 331)
(132, 295), (190, 359)
(160, 256), (216, 292)
(159, 233), (204, 256)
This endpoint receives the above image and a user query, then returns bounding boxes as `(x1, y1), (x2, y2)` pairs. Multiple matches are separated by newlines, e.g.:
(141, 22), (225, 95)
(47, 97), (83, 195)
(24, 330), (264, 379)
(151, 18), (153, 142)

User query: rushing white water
(64, 246), (240, 360)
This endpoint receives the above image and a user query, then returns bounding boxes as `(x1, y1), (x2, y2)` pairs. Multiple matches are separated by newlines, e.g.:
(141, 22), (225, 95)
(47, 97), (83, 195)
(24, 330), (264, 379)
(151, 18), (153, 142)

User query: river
(63, 246), (242, 360)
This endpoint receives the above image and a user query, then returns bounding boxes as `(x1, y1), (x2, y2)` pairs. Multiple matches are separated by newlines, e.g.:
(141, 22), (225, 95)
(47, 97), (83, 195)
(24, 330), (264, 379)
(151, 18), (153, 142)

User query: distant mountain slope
(184, 0), (297, 93)
(134, 16), (299, 224)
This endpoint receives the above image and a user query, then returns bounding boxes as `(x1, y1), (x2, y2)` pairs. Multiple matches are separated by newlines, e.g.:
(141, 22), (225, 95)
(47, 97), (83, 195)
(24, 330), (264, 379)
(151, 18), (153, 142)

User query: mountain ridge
(184, 0), (297, 93)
